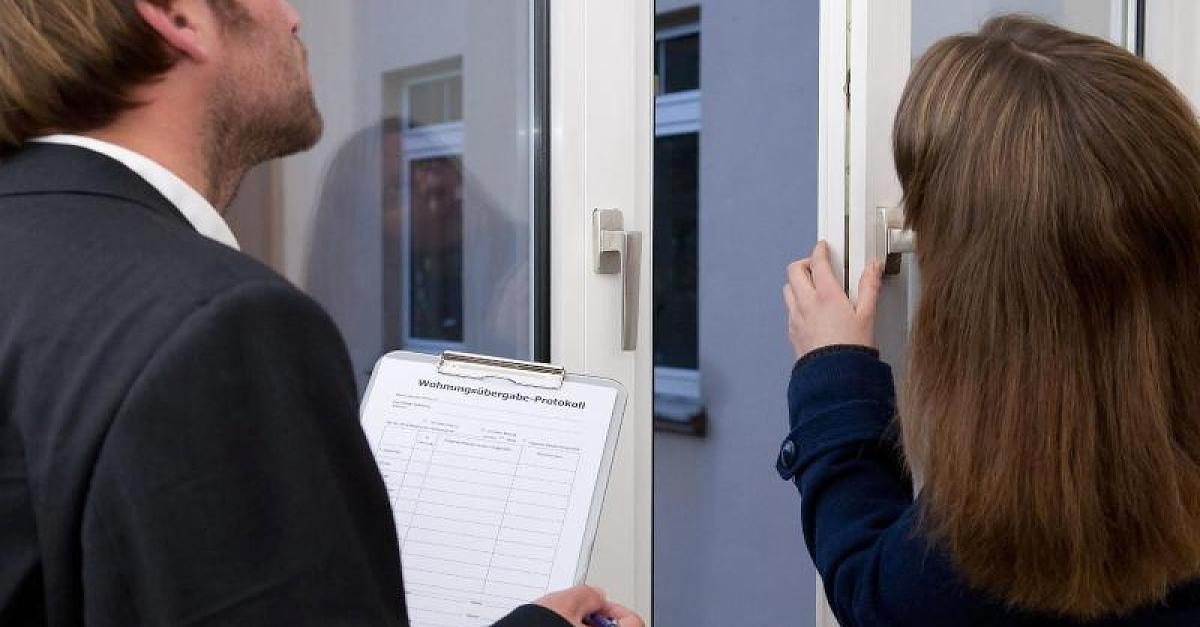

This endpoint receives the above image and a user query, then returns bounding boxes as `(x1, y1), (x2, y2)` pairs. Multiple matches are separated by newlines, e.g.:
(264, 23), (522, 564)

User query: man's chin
(269, 105), (324, 160)
(289, 95), (324, 152)
(300, 112), (325, 151)
(206, 84), (324, 169)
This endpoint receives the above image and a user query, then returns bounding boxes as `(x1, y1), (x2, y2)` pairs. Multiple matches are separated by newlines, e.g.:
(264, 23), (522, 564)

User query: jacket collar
(0, 142), (194, 232)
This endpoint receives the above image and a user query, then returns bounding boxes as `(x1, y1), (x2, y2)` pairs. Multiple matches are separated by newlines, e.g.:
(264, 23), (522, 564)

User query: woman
(780, 15), (1200, 626)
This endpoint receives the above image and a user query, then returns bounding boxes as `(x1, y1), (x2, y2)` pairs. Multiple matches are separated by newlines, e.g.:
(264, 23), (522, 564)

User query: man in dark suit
(0, 1), (641, 626)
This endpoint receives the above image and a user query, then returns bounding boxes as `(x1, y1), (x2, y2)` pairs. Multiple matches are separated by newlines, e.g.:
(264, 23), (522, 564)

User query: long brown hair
(896, 14), (1200, 618)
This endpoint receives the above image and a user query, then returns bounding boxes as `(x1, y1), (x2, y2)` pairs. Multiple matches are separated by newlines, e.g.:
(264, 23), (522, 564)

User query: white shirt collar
(31, 134), (240, 250)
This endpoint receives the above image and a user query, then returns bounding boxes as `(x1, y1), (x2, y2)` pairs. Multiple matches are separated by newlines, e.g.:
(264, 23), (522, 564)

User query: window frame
(548, 0), (653, 609)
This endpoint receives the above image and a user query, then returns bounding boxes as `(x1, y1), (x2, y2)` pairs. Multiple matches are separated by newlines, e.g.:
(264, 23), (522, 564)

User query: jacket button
(780, 440), (797, 467)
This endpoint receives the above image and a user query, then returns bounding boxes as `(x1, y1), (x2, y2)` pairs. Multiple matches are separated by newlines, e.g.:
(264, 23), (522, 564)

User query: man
(0, 1), (642, 626)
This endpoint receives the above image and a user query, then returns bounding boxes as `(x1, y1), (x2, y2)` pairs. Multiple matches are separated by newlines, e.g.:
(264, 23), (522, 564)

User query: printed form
(361, 356), (620, 627)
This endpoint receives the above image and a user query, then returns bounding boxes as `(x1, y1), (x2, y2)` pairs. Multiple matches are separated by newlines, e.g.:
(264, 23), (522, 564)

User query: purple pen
(583, 613), (619, 627)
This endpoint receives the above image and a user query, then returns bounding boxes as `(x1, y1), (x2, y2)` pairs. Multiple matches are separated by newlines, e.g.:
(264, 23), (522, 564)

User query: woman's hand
(534, 585), (645, 627)
(783, 240), (885, 359)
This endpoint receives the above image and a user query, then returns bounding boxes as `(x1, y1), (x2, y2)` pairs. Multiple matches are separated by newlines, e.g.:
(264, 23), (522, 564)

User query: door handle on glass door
(877, 206), (914, 276)
(593, 208), (642, 351)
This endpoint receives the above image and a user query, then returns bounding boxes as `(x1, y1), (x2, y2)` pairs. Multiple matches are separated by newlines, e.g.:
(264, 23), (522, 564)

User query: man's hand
(534, 585), (645, 627)
(783, 240), (884, 359)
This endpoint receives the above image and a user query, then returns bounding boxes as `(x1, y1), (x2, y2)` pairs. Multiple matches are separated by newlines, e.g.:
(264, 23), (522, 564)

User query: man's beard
(202, 41), (324, 208)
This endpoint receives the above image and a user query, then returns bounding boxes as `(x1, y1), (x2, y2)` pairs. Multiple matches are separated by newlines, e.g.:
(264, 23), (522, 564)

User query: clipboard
(360, 350), (626, 623)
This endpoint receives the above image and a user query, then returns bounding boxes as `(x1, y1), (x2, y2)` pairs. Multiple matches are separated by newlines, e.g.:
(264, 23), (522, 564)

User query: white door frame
(549, 0), (654, 620)
(817, 0), (911, 332)
(817, 2), (912, 625)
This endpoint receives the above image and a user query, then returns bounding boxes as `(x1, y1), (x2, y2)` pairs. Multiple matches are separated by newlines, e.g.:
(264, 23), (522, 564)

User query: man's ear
(135, 0), (211, 63)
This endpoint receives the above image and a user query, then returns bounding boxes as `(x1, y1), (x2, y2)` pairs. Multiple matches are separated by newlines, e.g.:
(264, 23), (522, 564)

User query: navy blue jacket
(0, 144), (566, 627)
(776, 347), (1200, 626)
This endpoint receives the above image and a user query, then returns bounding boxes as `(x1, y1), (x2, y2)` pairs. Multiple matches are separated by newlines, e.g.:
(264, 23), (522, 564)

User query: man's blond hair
(0, 0), (247, 153)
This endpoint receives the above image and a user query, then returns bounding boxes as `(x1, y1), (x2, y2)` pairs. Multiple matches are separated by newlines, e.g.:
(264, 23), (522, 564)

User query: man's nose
(282, 0), (302, 34)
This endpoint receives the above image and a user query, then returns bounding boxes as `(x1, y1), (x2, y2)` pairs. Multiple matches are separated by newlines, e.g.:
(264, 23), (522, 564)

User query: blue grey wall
(653, 1), (821, 626)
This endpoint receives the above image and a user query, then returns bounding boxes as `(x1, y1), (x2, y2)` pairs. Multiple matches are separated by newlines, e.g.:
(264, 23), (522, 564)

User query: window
(653, 20), (702, 433)
(241, 3), (596, 618)
(396, 64), (467, 353)
(405, 73), (464, 128)
(655, 27), (700, 95)
(408, 155), (463, 342)
(653, 133), (698, 372)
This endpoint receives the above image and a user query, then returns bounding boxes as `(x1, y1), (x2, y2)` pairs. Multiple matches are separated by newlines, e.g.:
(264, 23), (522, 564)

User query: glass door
(226, 0), (550, 383)
(223, 0), (654, 623)
(648, 2), (830, 627)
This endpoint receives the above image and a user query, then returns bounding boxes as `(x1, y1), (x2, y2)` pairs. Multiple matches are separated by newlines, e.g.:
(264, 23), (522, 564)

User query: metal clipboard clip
(437, 351), (566, 390)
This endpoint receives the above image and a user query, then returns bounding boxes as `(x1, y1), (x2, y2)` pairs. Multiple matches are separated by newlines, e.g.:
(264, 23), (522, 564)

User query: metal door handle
(593, 209), (642, 351)
(877, 206), (914, 276)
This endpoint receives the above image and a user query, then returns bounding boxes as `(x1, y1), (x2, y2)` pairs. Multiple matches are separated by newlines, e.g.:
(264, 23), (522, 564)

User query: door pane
(224, 1), (547, 387)
(651, 3), (824, 626)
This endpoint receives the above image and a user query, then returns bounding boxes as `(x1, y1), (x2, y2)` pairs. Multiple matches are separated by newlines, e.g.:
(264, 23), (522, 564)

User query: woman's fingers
(783, 247), (882, 356)
(855, 259), (885, 320)
(809, 240), (842, 294)
(786, 258), (815, 310)
(782, 284), (802, 320)
(783, 283), (808, 359)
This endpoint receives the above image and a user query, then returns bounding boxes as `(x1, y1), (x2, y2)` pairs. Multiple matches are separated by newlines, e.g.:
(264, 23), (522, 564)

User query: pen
(583, 613), (619, 627)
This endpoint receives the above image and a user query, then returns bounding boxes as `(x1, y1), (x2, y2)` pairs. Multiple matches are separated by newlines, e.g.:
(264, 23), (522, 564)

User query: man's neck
(81, 105), (247, 211)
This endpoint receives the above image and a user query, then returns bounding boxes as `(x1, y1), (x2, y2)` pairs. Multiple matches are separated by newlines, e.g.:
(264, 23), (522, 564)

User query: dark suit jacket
(0, 144), (567, 627)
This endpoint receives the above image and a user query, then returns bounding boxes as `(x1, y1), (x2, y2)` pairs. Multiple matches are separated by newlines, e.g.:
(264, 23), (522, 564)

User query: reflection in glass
(407, 74), (465, 129)
(408, 80), (444, 128)
(224, 1), (543, 388)
(657, 32), (700, 94)
(446, 74), (464, 124)
(652, 15), (702, 423)
(650, 3), (832, 626)
(653, 133), (699, 370)
(409, 156), (464, 342)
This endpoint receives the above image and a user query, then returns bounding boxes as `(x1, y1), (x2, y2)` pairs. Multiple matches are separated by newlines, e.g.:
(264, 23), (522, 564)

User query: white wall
(911, 0), (1124, 58)
(1145, 0), (1200, 110)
